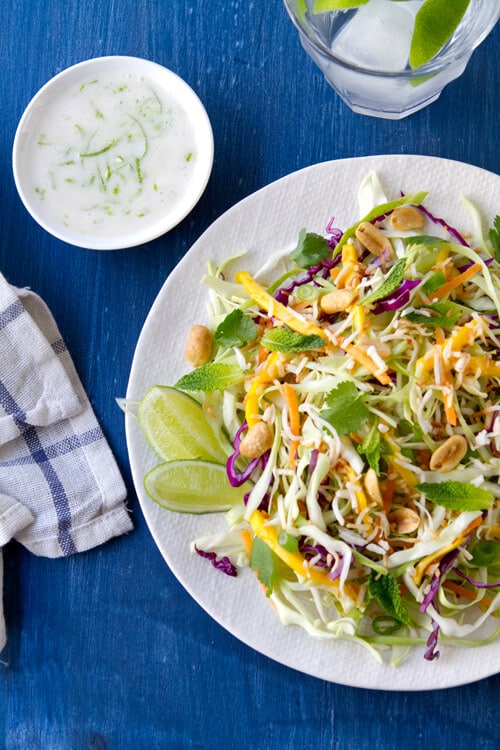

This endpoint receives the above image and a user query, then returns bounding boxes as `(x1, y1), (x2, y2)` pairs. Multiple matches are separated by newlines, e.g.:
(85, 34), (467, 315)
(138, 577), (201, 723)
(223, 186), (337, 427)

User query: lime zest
(79, 138), (117, 157)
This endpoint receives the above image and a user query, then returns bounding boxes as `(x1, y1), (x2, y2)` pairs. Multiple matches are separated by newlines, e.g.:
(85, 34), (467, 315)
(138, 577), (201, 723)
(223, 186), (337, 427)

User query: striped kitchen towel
(0, 272), (133, 652)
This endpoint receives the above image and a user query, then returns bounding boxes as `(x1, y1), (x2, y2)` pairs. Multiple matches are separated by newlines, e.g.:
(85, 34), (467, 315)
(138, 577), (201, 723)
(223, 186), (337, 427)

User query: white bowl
(12, 56), (214, 250)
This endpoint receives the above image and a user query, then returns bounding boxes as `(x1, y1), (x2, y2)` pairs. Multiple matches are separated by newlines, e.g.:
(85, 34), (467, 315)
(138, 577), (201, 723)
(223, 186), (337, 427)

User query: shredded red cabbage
(424, 618), (441, 661)
(413, 202), (469, 247)
(195, 546), (237, 577)
(226, 422), (266, 487)
(454, 569), (500, 589)
(372, 279), (421, 315)
(420, 548), (461, 613)
(458, 257), (493, 272)
(299, 540), (344, 580)
(325, 217), (343, 246)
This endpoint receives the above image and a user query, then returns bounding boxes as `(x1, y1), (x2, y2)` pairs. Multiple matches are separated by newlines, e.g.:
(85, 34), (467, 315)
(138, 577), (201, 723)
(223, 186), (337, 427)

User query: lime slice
(144, 459), (250, 513)
(138, 385), (227, 463)
(409, 0), (470, 69)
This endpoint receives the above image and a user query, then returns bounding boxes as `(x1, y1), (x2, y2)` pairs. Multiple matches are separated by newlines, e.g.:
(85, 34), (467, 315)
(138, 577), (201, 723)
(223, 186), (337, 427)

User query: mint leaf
(488, 215), (500, 263)
(415, 481), (494, 512)
(290, 229), (331, 269)
(404, 301), (462, 329)
(261, 328), (326, 353)
(368, 571), (413, 627)
(357, 421), (381, 474)
(320, 381), (369, 436)
(176, 363), (244, 392)
(214, 308), (257, 348)
(470, 540), (500, 568)
(249, 536), (281, 596)
(361, 258), (407, 307)
(422, 270), (446, 295)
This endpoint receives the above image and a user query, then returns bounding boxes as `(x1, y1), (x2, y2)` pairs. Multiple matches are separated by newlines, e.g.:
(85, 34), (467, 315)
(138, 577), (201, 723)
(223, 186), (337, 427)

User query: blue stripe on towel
(0, 300), (24, 331)
(0, 427), (105, 467)
(0, 377), (77, 556)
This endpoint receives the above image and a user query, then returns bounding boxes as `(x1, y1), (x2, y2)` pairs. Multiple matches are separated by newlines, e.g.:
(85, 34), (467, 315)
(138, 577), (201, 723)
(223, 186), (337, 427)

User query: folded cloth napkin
(0, 272), (133, 652)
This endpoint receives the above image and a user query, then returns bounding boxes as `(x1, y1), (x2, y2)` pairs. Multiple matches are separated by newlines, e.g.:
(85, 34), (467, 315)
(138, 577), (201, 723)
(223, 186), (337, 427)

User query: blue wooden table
(0, 2), (498, 748)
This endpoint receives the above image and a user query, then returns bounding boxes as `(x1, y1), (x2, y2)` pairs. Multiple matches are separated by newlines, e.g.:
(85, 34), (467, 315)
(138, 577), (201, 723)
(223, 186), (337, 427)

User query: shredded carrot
(442, 581), (494, 610)
(330, 267), (340, 281)
(283, 383), (300, 468)
(342, 342), (392, 386)
(442, 580), (477, 602)
(241, 529), (253, 557)
(430, 262), (482, 301)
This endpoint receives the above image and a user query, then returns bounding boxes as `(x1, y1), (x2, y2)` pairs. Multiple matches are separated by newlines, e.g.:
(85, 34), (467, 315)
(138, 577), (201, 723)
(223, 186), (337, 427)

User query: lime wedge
(409, 0), (470, 69)
(144, 459), (249, 513)
(138, 385), (227, 463)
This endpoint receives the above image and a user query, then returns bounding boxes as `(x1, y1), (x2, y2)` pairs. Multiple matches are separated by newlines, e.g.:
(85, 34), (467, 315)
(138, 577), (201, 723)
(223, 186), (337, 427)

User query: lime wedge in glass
(409, 0), (470, 68)
(144, 459), (249, 513)
(138, 385), (227, 463)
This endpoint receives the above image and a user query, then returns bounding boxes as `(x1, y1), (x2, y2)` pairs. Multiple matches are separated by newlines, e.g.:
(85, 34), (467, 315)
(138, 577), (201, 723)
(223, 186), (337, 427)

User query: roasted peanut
(239, 421), (273, 458)
(364, 468), (383, 507)
(429, 434), (468, 472)
(320, 288), (358, 314)
(355, 222), (393, 258)
(388, 507), (420, 535)
(390, 206), (425, 232)
(184, 324), (213, 367)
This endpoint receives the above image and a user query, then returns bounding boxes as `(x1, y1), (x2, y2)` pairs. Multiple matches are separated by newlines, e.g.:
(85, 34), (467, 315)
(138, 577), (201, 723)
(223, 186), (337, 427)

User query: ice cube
(331, 0), (417, 73)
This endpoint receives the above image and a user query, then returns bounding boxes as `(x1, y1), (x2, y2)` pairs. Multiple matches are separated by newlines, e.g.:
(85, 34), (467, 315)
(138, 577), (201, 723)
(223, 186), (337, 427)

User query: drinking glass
(283, 0), (500, 119)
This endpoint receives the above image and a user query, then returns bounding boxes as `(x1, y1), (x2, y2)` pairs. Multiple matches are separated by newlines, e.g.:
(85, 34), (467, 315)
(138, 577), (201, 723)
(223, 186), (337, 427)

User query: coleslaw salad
(133, 172), (500, 666)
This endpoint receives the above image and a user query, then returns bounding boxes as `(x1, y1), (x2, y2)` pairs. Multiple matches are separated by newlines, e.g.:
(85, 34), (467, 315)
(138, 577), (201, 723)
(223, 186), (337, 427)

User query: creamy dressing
(27, 73), (198, 238)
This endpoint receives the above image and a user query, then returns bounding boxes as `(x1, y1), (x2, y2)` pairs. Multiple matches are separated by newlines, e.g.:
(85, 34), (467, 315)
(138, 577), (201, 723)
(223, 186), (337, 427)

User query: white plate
(126, 155), (500, 690)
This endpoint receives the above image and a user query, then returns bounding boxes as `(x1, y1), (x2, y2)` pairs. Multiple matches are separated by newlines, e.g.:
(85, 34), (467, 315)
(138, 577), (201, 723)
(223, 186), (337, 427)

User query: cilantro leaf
(261, 327), (326, 353)
(415, 481), (494, 511)
(320, 381), (369, 436)
(249, 536), (281, 596)
(488, 215), (500, 263)
(404, 301), (462, 329)
(360, 258), (407, 307)
(357, 421), (381, 474)
(214, 308), (257, 348)
(368, 570), (413, 627)
(289, 228), (331, 269)
(176, 363), (244, 392)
